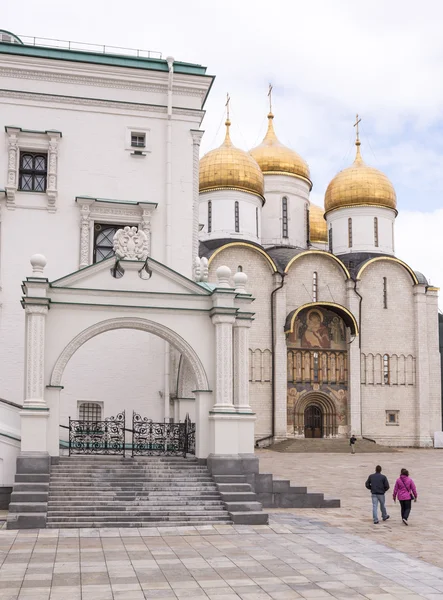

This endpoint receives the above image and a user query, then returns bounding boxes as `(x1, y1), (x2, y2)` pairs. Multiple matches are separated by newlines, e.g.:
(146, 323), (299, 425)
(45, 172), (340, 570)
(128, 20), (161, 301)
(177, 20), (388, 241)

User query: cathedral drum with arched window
(286, 306), (349, 438)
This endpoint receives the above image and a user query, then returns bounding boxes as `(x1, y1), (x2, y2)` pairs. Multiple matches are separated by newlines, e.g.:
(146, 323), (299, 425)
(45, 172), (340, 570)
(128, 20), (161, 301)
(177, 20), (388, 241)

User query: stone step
(12, 483), (49, 492)
(46, 514), (231, 523)
(8, 502), (47, 513)
(15, 474), (50, 483)
(216, 483), (252, 493)
(47, 509), (228, 517)
(223, 502), (263, 512)
(11, 492), (48, 503)
(213, 475), (247, 484)
(219, 492), (257, 502)
(46, 519), (232, 528)
(48, 500), (223, 507)
(229, 511), (268, 525)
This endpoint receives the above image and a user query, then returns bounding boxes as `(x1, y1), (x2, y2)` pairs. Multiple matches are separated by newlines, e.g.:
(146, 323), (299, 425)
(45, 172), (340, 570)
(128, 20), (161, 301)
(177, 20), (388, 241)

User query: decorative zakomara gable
(324, 138), (397, 214)
(199, 119), (264, 199)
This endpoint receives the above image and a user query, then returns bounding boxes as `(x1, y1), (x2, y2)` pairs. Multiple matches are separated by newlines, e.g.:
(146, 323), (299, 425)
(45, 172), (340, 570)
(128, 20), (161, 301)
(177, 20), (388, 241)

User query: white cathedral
(0, 30), (441, 493)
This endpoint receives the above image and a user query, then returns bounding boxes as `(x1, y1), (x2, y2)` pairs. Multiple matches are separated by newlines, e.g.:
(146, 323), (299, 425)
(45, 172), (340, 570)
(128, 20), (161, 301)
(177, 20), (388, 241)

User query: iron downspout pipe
(270, 272), (286, 439)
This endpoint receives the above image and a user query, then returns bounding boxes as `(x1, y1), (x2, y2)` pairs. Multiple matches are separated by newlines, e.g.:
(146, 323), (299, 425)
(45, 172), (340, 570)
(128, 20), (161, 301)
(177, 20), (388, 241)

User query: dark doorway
(304, 405), (323, 438)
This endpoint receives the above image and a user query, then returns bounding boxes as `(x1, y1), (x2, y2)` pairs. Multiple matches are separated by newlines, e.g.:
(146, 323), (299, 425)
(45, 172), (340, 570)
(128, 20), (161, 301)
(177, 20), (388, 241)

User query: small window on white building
(79, 402), (102, 422)
(383, 277), (388, 309)
(348, 218), (353, 248)
(282, 197), (288, 238)
(374, 217), (379, 247)
(386, 410), (399, 425)
(306, 204), (310, 245)
(131, 133), (146, 148)
(383, 354), (390, 385)
(329, 226), (333, 253)
(208, 201), (212, 233)
(235, 201), (240, 233)
(19, 152), (47, 192)
(312, 271), (318, 302)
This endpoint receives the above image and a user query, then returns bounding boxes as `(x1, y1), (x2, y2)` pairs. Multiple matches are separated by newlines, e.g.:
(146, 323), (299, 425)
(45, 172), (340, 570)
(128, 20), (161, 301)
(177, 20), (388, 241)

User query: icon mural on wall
(287, 307), (346, 351)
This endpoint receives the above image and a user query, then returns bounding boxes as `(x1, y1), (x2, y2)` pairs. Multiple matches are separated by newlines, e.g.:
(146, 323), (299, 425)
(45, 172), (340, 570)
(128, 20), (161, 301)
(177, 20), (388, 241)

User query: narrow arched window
(312, 271), (318, 302)
(383, 354), (390, 385)
(208, 201), (212, 233)
(374, 217), (379, 247)
(235, 201), (240, 233)
(237, 265), (243, 272)
(329, 226), (333, 253)
(348, 218), (353, 248)
(383, 277), (388, 309)
(306, 204), (310, 245)
(282, 197), (288, 238)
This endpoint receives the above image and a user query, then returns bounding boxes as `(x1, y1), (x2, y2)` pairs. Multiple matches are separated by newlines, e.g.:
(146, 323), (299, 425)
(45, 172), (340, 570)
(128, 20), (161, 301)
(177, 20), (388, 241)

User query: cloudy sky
(3, 0), (443, 293)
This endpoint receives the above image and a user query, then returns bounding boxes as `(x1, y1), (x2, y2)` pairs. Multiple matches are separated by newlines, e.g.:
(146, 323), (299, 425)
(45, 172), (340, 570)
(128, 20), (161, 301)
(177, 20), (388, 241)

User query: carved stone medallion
(113, 226), (149, 261)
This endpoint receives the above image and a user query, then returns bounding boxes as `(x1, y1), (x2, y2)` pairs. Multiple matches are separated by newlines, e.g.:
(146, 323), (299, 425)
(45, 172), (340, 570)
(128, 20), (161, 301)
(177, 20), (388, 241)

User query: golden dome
(324, 140), (397, 214)
(309, 203), (327, 243)
(199, 119), (264, 199)
(249, 113), (312, 187)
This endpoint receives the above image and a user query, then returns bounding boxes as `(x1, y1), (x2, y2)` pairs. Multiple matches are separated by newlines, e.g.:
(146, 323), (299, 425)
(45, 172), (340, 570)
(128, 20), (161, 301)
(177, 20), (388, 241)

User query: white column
(194, 390), (213, 459)
(139, 206), (154, 256)
(191, 130), (204, 263)
(46, 134), (60, 212)
(414, 285), (433, 446)
(211, 313), (236, 410)
(233, 320), (253, 412)
(346, 279), (361, 437)
(5, 127), (19, 209)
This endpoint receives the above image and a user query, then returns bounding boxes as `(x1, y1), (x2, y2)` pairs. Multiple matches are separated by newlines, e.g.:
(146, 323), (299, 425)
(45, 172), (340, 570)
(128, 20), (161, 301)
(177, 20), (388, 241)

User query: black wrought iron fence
(132, 412), (195, 457)
(68, 411), (126, 455)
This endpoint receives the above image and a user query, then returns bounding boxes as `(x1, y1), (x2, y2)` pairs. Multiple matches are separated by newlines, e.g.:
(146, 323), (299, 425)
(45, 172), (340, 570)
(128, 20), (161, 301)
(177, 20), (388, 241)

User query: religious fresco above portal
(287, 307), (346, 351)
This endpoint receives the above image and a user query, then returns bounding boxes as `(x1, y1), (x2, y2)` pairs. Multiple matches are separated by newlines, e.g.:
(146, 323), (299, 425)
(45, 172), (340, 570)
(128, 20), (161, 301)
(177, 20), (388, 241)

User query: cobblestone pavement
(2, 518), (443, 600)
(258, 448), (443, 570)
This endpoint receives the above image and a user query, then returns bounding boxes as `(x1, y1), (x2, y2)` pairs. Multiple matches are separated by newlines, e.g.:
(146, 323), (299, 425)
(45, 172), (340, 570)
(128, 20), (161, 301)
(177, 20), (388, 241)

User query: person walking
(350, 434), (357, 454)
(365, 465), (390, 524)
(393, 468), (417, 526)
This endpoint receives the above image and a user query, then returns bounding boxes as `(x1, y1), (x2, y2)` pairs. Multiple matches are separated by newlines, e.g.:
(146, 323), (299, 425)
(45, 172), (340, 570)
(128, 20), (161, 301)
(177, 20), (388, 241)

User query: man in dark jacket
(365, 465), (390, 524)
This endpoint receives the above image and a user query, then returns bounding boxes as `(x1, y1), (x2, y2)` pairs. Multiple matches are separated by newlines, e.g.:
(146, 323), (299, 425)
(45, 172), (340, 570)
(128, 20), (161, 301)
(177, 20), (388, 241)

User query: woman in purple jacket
(393, 468), (418, 525)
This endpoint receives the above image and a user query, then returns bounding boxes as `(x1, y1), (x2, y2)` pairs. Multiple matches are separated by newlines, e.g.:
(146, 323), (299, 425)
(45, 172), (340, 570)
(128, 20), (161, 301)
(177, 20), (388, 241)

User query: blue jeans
(372, 494), (387, 522)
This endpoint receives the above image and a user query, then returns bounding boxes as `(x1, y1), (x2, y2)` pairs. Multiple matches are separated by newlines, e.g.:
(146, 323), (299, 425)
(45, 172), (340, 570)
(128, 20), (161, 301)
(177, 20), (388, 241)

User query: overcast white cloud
(2, 0), (443, 302)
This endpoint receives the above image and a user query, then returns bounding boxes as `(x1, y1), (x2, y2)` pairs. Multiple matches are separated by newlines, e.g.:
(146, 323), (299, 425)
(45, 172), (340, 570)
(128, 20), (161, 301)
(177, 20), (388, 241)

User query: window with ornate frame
(78, 402), (102, 422)
(282, 197), (288, 238)
(93, 223), (127, 263)
(19, 152), (47, 192)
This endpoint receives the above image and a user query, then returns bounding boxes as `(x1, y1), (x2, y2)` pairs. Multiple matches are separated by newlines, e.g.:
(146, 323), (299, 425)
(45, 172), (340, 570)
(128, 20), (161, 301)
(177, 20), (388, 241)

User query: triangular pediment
(50, 257), (212, 297)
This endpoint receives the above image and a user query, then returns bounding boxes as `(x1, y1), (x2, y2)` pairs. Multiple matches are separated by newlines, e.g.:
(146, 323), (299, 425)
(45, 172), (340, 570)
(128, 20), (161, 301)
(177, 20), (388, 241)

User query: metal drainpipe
(353, 278), (363, 436)
(164, 56), (174, 422)
(270, 272), (286, 439)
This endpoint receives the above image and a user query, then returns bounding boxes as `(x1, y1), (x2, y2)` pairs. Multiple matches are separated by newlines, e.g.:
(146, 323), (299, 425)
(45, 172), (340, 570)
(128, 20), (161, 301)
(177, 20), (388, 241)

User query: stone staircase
(270, 438), (397, 453)
(46, 456), (234, 528)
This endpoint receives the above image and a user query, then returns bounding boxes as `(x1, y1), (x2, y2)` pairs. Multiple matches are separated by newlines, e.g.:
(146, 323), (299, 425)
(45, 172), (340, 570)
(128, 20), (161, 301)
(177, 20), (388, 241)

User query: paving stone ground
(258, 447), (443, 570)
(1, 518), (443, 600)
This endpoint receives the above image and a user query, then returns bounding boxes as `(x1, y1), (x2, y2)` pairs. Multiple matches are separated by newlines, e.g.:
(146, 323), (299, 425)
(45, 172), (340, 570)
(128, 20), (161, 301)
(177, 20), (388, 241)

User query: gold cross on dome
(225, 93), (231, 120)
(268, 83), (273, 113)
(353, 113), (361, 142)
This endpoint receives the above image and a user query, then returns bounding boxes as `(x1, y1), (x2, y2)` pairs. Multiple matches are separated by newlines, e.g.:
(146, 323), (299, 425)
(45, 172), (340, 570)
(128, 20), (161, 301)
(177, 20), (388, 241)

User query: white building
(0, 30), (441, 509)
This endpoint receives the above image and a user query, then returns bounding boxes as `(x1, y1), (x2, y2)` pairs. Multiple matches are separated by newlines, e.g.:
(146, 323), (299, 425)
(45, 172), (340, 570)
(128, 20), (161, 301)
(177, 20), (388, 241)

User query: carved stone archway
(50, 317), (210, 391)
(294, 391), (338, 438)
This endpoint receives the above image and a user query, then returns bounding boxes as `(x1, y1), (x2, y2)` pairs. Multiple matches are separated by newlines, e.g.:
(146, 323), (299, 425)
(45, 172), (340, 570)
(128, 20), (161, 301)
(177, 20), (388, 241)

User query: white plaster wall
(358, 260), (417, 443)
(0, 404), (21, 485)
(0, 58), (206, 407)
(327, 206), (396, 255)
(427, 292), (442, 435)
(199, 189), (262, 243)
(208, 246), (274, 437)
(261, 174), (310, 248)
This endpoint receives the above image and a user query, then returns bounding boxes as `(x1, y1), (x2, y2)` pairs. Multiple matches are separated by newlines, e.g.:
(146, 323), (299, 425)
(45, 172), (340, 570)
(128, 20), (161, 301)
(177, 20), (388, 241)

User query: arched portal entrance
(304, 405), (322, 438)
(285, 303), (353, 438)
